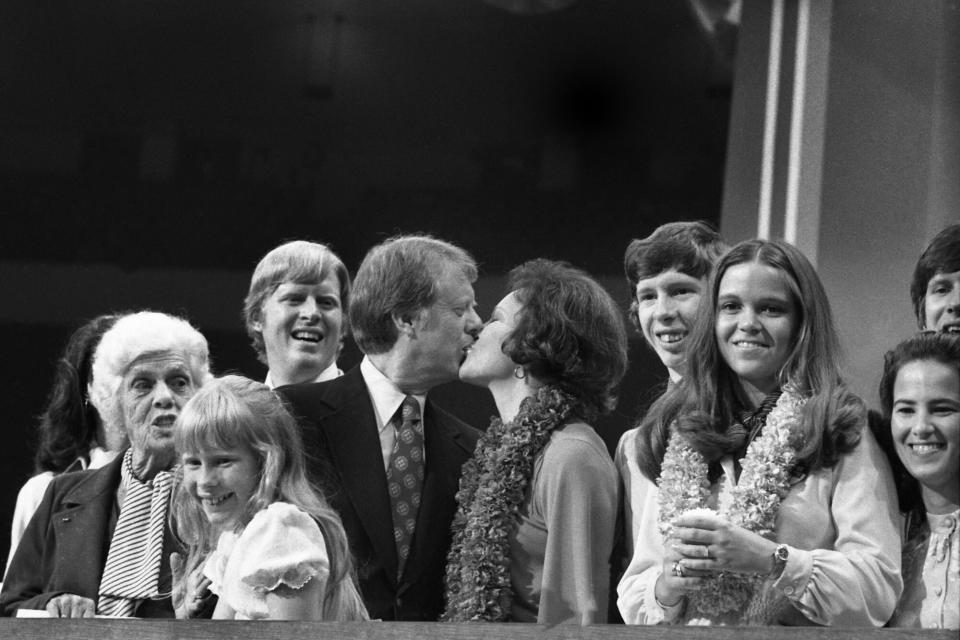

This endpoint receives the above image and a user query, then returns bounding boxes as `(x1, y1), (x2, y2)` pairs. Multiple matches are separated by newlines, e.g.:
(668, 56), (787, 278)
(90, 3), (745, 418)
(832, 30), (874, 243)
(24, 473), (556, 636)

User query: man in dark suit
(278, 234), (483, 621)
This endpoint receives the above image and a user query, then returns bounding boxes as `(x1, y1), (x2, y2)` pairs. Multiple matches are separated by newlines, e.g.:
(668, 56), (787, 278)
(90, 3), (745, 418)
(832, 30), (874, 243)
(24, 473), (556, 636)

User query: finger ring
(672, 560), (684, 577)
(703, 545), (712, 558)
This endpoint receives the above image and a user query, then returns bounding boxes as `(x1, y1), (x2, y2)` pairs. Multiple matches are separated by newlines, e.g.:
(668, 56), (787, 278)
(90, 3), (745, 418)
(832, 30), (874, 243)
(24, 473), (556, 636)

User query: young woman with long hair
(617, 239), (901, 626)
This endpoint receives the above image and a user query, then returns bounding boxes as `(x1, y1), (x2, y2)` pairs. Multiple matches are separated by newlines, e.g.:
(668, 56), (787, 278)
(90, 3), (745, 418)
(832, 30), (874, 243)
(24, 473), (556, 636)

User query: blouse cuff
(645, 570), (685, 624)
(770, 544), (813, 600)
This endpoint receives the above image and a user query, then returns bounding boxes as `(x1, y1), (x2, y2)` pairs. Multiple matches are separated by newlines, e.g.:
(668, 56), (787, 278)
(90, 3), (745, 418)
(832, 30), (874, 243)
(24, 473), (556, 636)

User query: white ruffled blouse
(203, 502), (330, 620)
(891, 509), (960, 629)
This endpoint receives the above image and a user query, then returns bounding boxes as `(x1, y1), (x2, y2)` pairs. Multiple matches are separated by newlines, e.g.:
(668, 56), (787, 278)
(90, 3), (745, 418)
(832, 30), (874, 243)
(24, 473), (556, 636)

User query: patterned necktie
(97, 450), (174, 617)
(386, 395), (424, 579)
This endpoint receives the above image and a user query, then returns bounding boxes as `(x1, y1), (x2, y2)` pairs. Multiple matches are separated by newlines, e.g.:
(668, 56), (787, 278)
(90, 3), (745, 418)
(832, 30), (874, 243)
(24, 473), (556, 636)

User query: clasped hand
(670, 511), (777, 576)
(45, 593), (96, 618)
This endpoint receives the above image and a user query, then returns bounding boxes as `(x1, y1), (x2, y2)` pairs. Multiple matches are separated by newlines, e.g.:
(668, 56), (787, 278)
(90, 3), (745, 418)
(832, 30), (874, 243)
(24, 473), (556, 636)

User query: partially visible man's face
(408, 268), (482, 391)
(924, 270), (960, 334)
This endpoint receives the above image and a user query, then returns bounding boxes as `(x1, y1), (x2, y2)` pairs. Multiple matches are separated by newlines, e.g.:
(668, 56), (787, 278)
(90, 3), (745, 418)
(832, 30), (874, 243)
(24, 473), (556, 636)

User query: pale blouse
(890, 509), (959, 629)
(509, 423), (618, 625)
(617, 426), (902, 626)
(613, 427), (644, 562)
(204, 502), (329, 620)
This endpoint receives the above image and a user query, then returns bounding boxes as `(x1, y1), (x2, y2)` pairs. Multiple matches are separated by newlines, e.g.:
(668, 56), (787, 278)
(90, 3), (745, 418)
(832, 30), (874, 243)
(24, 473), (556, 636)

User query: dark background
(0, 0), (732, 564)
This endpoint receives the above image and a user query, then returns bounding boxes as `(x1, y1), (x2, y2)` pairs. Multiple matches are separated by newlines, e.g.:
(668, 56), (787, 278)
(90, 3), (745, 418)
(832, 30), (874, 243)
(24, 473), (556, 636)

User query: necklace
(442, 386), (578, 621)
(657, 386), (806, 623)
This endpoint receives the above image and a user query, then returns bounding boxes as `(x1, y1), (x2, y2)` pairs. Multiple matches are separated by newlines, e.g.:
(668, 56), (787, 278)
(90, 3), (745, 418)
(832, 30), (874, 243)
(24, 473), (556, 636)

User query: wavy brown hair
(636, 239), (865, 481)
(503, 259), (628, 422)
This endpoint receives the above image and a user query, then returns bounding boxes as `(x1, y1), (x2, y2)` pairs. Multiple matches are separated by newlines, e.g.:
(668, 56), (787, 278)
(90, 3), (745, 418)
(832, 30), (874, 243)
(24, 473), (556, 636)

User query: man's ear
(391, 309), (419, 337)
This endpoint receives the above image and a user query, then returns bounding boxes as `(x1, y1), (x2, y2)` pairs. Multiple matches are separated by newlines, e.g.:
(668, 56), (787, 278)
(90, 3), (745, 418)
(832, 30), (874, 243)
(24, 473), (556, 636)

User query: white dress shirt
(360, 356), (426, 471)
(264, 361), (342, 390)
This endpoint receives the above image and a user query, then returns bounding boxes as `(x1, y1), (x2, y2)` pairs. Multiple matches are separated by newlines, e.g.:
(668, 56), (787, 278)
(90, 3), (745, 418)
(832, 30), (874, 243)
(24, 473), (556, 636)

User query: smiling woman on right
(879, 331), (959, 629)
(618, 239), (901, 626)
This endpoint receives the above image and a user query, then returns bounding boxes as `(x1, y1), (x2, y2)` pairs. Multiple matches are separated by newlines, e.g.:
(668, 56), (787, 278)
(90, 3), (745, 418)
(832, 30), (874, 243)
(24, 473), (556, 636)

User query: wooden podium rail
(0, 620), (954, 640)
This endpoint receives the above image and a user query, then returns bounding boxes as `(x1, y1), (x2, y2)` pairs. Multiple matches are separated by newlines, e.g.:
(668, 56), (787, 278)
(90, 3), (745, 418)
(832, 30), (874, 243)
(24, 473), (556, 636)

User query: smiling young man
(276, 234), (483, 621)
(614, 222), (727, 561)
(243, 240), (351, 388)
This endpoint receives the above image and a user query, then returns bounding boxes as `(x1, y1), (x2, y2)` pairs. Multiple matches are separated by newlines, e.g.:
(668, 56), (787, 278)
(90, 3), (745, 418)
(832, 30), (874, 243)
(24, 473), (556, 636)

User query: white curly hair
(88, 311), (213, 441)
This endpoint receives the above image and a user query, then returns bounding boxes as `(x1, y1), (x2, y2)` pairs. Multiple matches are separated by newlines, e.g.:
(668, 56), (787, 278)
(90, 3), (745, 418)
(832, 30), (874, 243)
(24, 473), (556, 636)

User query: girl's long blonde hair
(171, 374), (367, 620)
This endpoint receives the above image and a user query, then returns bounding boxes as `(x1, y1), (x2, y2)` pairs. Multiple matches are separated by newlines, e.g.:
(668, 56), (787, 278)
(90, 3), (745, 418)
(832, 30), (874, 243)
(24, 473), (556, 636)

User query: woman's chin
(457, 369), (487, 387)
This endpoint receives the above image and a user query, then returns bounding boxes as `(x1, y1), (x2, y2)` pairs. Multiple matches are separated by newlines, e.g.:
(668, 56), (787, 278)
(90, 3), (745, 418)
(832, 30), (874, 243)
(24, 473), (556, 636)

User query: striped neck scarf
(97, 449), (173, 617)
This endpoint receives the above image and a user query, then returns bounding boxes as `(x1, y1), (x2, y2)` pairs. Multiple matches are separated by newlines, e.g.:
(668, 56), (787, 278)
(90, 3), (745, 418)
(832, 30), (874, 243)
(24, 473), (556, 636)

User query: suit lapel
(57, 454), (125, 589)
(320, 369), (400, 583)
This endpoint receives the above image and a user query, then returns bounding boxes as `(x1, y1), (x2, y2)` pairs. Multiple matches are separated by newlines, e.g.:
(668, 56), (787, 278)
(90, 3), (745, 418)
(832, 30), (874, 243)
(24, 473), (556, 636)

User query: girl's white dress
(203, 502), (329, 620)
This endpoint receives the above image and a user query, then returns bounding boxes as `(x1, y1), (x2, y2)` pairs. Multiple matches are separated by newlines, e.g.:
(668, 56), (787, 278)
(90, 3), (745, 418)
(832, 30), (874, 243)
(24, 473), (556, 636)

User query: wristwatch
(770, 544), (789, 578)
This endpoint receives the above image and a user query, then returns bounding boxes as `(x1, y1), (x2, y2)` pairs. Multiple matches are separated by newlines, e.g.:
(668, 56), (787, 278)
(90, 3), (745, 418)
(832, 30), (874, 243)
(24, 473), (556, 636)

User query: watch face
(775, 545), (789, 561)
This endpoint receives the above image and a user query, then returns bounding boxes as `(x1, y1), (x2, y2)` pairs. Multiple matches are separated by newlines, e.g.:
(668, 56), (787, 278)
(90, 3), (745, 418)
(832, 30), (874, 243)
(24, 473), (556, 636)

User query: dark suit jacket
(1, 452), (176, 617)
(278, 365), (481, 621)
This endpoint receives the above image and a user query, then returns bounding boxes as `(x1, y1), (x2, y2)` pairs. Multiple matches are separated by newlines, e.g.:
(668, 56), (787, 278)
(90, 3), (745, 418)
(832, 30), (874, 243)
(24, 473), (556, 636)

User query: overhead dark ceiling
(0, 0), (733, 273)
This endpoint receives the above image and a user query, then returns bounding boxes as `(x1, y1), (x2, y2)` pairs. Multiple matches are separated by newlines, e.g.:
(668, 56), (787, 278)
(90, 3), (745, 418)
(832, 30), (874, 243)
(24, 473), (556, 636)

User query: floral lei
(442, 386), (578, 621)
(657, 385), (807, 623)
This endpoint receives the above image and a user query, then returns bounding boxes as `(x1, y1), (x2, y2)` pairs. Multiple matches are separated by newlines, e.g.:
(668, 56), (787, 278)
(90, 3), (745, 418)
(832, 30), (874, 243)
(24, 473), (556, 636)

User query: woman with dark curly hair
(5, 313), (126, 574)
(443, 259), (628, 625)
(617, 239), (901, 626)
(877, 332), (959, 629)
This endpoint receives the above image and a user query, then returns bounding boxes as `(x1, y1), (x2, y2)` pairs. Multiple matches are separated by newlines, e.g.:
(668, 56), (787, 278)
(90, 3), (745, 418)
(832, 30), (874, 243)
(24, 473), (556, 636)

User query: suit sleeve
(0, 478), (68, 615)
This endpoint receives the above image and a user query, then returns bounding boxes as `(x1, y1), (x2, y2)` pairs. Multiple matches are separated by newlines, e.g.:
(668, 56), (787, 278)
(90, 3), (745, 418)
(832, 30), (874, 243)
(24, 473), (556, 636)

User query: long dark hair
(636, 239), (864, 481)
(34, 314), (120, 473)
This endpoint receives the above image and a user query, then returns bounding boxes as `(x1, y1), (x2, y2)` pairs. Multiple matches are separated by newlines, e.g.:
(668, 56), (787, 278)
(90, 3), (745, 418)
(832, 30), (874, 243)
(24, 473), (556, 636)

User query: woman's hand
(655, 537), (708, 608)
(170, 552), (214, 619)
(671, 511), (778, 575)
(45, 594), (96, 618)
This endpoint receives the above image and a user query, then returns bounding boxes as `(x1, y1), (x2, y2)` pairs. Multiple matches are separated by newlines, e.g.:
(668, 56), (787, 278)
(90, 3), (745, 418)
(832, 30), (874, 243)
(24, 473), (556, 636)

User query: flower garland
(442, 386), (578, 621)
(657, 386), (807, 624)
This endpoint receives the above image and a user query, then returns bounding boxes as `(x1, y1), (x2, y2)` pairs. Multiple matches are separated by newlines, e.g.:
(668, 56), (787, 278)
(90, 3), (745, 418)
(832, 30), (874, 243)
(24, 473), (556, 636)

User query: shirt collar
(87, 446), (118, 470)
(264, 362), (343, 389)
(360, 356), (426, 434)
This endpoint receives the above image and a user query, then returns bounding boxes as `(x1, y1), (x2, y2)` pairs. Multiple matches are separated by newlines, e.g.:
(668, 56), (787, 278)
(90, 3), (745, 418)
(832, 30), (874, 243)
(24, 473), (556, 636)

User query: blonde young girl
(171, 375), (367, 620)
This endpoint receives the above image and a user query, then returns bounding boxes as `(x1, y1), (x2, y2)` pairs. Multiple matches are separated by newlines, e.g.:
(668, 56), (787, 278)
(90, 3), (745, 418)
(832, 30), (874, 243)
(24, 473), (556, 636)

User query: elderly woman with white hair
(1, 311), (212, 618)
